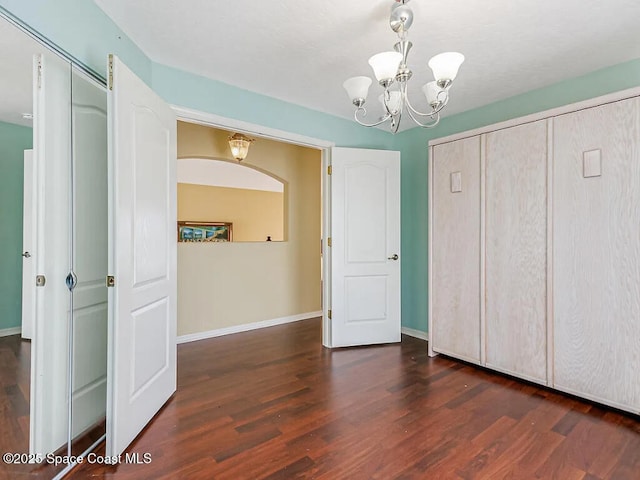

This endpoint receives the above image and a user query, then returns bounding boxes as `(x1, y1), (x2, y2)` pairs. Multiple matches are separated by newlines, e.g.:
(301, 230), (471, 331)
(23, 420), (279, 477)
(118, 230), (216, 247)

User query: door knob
(22, 251), (31, 258)
(65, 271), (78, 292)
(388, 254), (399, 261)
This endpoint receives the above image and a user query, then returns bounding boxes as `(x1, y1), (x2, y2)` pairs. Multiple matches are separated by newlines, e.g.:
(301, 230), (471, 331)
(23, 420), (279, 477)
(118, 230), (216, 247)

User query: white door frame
(171, 106), (335, 347)
(22, 149), (35, 340)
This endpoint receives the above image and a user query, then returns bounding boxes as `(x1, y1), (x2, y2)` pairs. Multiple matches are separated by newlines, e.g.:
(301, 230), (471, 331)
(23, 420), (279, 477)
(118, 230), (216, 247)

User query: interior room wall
(177, 122), (321, 335)
(178, 183), (284, 242)
(5, 1), (640, 334)
(0, 121), (32, 332)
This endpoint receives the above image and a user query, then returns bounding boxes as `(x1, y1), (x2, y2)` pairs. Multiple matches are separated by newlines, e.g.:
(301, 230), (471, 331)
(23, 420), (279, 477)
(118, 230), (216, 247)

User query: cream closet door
(107, 55), (177, 456)
(553, 98), (640, 411)
(431, 136), (481, 363)
(485, 121), (547, 383)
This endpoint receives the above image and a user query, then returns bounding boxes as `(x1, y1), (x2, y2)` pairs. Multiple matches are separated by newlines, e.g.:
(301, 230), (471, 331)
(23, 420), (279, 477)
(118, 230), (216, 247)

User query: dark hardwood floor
(3, 319), (639, 478)
(0, 334), (30, 456)
(0, 335), (67, 480)
(65, 318), (640, 479)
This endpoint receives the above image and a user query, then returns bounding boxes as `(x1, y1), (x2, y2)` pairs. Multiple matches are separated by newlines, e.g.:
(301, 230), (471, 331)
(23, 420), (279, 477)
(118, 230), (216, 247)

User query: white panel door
(70, 69), (108, 439)
(30, 54), (71, 455)
(330, 147), (400, 347)
(553, 98), (640, 412)
(431, 136), (481, 363)
(485, 121), (548, 383)
(21, 149), (34, 340)
(106, 55), (177, 456)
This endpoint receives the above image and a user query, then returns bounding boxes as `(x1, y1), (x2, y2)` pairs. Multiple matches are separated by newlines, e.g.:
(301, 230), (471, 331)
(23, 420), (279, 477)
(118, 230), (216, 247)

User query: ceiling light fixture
(343, 0), (464, 133)
(228, 133), (254, 161)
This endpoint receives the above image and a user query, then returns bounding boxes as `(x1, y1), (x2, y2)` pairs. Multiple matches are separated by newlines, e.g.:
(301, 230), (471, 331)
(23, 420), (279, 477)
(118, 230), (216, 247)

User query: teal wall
(0, 121), (32, 330)
(152, 64), (395, 149)
(3, 1), (640, 333)
(396, 58), (640, 332)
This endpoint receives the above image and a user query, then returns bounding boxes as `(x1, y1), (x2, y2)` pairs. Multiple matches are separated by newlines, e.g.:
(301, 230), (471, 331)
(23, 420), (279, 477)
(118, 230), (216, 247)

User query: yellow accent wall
(178, 184), (284, 242)
(177, 122), (322, 335)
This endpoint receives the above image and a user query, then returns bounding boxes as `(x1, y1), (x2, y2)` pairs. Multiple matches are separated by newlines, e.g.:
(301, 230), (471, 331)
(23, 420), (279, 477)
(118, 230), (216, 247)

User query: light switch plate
(450, 171), (462, 193)
(583, 149), (602, 178)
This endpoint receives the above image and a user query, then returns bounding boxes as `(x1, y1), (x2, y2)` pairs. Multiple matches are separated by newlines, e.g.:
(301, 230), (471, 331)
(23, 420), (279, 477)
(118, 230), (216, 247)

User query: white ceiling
(3, 1), (640, 132)
(97, 1), (640, 132)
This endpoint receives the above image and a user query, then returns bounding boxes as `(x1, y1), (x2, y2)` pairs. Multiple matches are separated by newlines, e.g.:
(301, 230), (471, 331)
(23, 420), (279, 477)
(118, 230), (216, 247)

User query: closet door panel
(432, 136), (481, 363)
(485, 120), (547, 383)
(553, 98), (640, 411)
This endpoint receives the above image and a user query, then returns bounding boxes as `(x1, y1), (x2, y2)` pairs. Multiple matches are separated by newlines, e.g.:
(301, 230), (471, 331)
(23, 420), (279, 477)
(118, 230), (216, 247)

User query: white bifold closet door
(485, 120), (548, 383)
(70, 68), (108, 441)
(553, 98), (640, 411)
(30, 53), (71, 456)
(431, 136), (481, 363)
(106, 55), (177, 456)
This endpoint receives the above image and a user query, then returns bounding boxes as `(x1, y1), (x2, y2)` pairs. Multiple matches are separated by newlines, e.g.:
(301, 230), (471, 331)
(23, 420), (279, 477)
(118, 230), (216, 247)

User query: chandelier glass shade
(343, 0), (464, 133)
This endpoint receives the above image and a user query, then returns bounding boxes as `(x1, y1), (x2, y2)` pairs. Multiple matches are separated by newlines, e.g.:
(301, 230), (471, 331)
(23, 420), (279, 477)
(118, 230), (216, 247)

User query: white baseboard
(177, 311), (323, 344)
(401, 326), (429, 342)
(0, 327), (22, 338)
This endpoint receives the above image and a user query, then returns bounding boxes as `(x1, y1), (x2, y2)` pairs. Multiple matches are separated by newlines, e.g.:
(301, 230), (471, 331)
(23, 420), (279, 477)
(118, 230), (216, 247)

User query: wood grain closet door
(432, 136), (481, 363)
(485, 120), (548, 383)
(553, 98), (640, 412)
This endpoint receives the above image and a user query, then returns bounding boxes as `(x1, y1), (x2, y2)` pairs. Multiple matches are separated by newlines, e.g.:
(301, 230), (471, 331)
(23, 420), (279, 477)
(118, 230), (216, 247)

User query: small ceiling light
(343, 0), (464, 133)
(228, 133), (254, 161)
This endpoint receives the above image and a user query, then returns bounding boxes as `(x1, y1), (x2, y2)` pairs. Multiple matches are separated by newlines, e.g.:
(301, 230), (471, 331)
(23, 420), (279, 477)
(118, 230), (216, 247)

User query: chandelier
(343, 0), (464, 133)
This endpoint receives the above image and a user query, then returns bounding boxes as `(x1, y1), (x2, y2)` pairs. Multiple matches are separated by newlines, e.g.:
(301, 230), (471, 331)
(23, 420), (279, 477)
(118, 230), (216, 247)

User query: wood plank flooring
(4, 318), (640, 479)
(67, 318), (640, 479)
(0, 334), (30, 457)
(0, 335), (67, 480)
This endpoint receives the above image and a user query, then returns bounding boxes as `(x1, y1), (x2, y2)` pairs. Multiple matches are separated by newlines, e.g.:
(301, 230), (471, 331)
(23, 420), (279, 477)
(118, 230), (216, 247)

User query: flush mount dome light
(228, 133), (254, 161)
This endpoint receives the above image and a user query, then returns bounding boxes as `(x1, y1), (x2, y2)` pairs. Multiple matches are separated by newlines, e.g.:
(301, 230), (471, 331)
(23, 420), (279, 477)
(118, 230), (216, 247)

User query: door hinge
(37, 57), (42, 90)
(35, 275), (46, 287)
(108, 55), (114, 91)
(327, 237), (332, 247)
(328, 309), (332, 320)
(106, 275), (115, 287)
(327, 165), (332, 175)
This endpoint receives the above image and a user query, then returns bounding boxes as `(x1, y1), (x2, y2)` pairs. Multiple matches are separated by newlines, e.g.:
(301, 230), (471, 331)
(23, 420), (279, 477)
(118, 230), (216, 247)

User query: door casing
(171, 106), (335, 347)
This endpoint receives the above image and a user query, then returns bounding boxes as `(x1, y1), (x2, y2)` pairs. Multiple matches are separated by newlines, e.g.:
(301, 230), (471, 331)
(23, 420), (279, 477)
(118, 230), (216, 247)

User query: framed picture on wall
(177, 221), (233, 242)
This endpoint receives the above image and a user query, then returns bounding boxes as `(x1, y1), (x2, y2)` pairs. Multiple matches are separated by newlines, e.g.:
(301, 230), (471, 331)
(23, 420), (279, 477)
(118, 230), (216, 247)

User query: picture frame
(177, 221), (233, 243)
